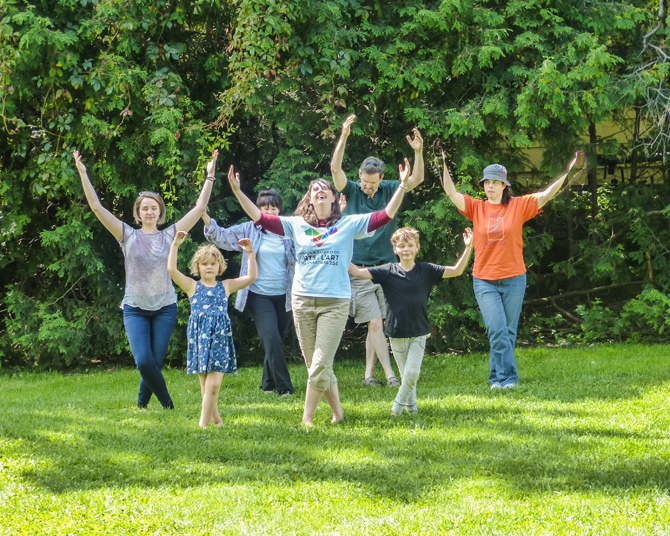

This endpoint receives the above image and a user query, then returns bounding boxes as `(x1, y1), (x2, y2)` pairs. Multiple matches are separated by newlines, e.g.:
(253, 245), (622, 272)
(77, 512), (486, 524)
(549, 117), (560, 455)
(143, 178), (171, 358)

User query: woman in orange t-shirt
(441, 152), (585, 389)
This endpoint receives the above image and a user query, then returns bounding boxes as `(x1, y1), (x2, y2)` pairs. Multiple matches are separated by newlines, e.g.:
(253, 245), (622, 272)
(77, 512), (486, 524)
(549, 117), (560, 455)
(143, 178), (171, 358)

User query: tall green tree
(1, 0), (668, 366)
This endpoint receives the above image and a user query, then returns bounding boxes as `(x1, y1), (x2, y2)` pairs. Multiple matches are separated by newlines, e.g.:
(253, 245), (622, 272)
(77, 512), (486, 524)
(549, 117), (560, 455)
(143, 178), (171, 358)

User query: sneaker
(362, 377), (381, 387)
(502, 383), (518, 389)
(490, 382), (502, 390)
(386, 376), (400, 387)
(278, 391), (294, 398)
(261, 389), (274, 394)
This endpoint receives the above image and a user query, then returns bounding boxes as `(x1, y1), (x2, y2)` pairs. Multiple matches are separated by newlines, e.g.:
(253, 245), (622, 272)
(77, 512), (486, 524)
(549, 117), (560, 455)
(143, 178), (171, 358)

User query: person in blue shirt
(202, 189), (297, 397)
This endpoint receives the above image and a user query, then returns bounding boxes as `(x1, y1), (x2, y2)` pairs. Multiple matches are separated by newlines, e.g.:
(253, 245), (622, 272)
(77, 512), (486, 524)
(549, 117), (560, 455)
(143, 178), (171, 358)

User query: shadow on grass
(3, 357), (670, 503)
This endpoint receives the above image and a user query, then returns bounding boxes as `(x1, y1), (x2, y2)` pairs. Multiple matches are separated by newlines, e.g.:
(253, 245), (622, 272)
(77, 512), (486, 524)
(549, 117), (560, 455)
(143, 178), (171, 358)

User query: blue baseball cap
(479, 164), (510, 186)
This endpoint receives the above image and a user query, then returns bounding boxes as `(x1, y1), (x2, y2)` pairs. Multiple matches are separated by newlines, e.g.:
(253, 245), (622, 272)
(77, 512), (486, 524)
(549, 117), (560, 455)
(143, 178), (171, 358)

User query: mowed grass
(1, 344), (670, 535)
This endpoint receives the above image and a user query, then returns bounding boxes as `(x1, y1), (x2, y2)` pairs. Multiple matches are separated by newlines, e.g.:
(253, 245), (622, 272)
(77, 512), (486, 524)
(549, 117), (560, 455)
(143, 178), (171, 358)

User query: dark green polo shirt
(342, 179), (400, 266)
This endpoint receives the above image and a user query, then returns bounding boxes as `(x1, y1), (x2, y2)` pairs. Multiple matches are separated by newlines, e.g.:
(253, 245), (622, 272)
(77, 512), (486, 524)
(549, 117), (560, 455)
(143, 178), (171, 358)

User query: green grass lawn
(1, 344), (670, 535)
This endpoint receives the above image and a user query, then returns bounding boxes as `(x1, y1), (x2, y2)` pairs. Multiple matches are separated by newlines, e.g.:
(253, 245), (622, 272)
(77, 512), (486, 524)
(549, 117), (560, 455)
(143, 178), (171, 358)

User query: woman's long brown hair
(294, 179), (343, 227)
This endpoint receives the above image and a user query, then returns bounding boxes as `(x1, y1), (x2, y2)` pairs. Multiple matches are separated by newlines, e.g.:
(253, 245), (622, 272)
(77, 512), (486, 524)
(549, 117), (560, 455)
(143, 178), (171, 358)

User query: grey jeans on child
(390, 336), (427, 414)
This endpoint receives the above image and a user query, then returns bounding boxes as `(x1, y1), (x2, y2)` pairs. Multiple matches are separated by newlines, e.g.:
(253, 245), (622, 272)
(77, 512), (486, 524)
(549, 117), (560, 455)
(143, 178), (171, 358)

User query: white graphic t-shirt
(280, 214), (374, 299)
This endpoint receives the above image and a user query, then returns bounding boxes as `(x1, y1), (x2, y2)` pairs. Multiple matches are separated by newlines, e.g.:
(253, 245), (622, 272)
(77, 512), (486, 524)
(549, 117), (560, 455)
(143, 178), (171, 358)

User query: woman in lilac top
(227, 163), (410, 426)
(73, 149), (218, 410)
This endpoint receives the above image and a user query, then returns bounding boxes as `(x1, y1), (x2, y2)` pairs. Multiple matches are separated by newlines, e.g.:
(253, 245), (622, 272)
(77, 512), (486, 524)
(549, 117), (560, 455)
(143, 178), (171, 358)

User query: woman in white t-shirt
(227, 163), (410, 426)
(73, 149), (218, 409)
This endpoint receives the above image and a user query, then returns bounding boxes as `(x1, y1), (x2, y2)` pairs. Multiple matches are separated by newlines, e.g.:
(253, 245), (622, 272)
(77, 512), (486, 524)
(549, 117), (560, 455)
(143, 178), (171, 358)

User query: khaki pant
(292, 295), (350, 392)
(349, 275), (386, 323)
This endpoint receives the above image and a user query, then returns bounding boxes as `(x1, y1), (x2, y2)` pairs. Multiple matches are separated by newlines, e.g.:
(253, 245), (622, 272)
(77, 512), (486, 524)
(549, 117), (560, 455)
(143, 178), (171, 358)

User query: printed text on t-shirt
(298, 250), (341, 266)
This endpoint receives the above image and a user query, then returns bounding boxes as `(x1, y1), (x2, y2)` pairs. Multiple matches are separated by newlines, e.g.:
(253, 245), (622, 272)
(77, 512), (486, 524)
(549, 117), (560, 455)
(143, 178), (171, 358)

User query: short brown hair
(189, 244), (226, 277)
(359, 157), (385, 176)
(133, 192), (166, 225)
(391, 227), (420, 247)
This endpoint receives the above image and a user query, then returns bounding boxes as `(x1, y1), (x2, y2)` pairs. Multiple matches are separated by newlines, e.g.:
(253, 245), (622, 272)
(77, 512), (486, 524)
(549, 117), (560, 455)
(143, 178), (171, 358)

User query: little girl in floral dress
(168, 231), (257, 428)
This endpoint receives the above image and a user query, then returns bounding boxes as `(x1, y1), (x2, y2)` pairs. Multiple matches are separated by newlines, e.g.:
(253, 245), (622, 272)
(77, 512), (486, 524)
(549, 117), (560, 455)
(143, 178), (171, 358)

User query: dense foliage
(1, 0), (669, 367)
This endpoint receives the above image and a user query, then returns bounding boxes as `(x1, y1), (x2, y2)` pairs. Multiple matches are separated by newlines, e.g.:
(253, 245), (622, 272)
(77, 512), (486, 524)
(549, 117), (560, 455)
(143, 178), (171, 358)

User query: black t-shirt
(369, 262), (446, 338)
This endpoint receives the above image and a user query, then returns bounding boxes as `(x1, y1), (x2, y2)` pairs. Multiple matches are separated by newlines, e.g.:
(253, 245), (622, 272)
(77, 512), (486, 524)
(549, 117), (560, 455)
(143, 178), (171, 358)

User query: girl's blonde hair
(391, 227), (421, 247)
(189, 244), (226, 277)
(133, 192), (166, 225)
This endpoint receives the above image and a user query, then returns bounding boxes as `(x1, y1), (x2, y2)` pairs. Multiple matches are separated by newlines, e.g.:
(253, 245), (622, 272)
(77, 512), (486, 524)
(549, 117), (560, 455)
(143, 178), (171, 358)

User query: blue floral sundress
(187, 281), (237, 375)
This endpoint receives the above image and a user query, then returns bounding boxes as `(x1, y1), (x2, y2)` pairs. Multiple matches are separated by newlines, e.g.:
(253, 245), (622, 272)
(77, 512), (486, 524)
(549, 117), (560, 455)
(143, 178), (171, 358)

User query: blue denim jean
(473, 274), (526, 387)
(123, 303), (178, 407)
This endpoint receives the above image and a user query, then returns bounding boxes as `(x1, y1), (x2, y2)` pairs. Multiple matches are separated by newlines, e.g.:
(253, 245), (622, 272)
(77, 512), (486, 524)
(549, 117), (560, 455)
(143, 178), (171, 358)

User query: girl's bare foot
(302, 419), (314, 427)
(331, 412), (343, 424)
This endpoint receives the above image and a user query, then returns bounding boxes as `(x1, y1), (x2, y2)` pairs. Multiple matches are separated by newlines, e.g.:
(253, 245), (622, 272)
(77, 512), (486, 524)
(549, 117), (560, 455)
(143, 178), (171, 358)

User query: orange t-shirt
(461, 194), (541, 280)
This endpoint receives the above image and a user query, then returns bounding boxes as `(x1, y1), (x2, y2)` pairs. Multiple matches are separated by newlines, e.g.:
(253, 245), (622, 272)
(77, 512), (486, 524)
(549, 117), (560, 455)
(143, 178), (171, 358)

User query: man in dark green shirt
(330, 114), (425, 387)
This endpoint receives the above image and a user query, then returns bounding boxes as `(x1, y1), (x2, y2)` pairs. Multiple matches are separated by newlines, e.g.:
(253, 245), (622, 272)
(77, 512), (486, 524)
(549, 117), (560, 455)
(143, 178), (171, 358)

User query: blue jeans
(473, 274), (526, 386)
(246, 291), (294, 395)
(123, 303), (178, 407)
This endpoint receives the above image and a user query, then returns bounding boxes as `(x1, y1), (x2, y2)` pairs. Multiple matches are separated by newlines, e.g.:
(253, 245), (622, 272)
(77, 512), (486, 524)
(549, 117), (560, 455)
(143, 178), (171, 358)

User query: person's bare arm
(175, 150), (218, 233)
(534, 151), (586, 209)
(202, 211), (212, 228)
(228, 165), (262, 222)
(330, 114), (356, 192)
(224, 239), (258, 295)
(384, 158), (411, 219)
(348, 263), (372, 279)
(442, 228), (474, 278)
(73, 150), (123, 241)
(441, 155), (466, 212)
(167, 231), (197, 297)
(405, 128), (424, 192)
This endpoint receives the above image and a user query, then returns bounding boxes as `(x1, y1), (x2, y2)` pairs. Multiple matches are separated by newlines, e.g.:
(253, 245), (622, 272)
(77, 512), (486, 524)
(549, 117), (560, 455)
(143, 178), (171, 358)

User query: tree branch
(524, 281), (643, 306)
(642, 0), (666, 51)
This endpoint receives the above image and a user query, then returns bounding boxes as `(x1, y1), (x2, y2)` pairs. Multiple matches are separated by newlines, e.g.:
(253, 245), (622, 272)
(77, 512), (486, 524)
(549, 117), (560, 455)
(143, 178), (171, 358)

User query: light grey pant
(292, 295), (350, 392)
(390, 336), (427, 414)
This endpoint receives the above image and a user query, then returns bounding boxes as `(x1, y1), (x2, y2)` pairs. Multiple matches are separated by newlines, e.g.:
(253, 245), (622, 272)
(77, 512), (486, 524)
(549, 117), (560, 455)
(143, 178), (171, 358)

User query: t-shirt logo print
(487, 217), (504, 242)
(304, 226), (338, 247)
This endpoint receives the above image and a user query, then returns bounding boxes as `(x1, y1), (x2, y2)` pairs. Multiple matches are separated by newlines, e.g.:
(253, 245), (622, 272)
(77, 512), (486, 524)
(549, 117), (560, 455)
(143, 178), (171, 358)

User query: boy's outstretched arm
(442, 227), (474, 278)
(349, 263), (372, 279)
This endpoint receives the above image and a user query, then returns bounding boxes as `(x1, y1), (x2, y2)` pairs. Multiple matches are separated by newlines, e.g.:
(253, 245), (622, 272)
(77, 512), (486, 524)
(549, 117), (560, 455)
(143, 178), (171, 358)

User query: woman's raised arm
(73, 150), (123, 241)
(227, 165), (262, 222)
(440, 156), (465, 212)
(175, 150), (218, 233)
(534, 151), (586, 209)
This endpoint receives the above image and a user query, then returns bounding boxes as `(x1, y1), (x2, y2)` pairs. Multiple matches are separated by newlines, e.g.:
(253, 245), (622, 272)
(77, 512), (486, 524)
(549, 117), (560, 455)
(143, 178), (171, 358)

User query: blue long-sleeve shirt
(204, 219), (296, 312)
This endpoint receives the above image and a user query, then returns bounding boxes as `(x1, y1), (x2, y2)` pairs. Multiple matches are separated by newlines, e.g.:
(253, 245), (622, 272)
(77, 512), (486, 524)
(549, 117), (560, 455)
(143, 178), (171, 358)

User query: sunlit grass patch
(2, 344), (670, 534)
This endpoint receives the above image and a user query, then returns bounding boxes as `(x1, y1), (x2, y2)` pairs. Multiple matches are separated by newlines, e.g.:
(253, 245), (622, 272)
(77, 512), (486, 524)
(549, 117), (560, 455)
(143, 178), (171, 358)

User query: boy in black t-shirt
(349, 227), (473, 415)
